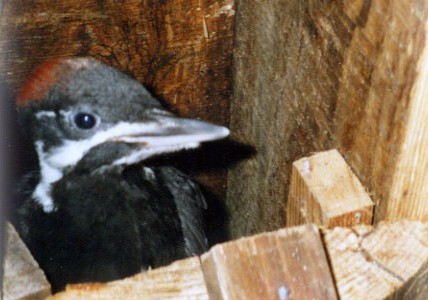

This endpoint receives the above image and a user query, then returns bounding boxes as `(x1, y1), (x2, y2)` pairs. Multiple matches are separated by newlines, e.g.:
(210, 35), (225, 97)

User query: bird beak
(100, 114), (229, 165)
(110, 115), (229, 147)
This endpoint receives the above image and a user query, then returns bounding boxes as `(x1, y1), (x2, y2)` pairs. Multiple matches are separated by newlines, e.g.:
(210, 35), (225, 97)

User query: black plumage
(13, 57), (228, 291)
(17, 164), (205, 290)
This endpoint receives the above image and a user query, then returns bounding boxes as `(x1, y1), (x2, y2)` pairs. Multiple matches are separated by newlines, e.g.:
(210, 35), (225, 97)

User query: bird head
(16, 57), (229, 211)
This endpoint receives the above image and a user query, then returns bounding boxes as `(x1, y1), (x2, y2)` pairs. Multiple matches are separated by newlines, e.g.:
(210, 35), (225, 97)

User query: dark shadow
(3, 81), (38, 218)
(0, 80), (7, 292)
(146, 139), (256, 246)
(202, 186), (230, 246)
(145, 139), (256, 173)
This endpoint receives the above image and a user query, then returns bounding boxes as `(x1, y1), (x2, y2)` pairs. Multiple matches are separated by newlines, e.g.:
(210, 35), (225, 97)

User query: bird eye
(74, 112), (98, 130)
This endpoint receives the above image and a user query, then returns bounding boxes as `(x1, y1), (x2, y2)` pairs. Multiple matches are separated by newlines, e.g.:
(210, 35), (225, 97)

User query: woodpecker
(14, 57), (229, 291)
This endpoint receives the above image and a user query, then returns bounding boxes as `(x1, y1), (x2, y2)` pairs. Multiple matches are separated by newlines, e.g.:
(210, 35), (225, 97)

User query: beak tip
(208, 124), (229, 141)
(220, 126), (230, 138)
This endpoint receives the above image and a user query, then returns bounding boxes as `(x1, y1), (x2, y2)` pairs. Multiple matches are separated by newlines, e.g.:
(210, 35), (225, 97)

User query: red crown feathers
(16, 57), (96, 107)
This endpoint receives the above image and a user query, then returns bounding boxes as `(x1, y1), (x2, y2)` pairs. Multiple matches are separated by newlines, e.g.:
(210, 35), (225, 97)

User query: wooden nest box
(1, 1), (428, 299)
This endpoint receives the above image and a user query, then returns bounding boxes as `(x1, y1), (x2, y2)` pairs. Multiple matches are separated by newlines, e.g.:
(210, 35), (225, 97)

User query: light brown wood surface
(379, 40), (428, 222)
(333, 1), (428, 223)
(201, 224), (337, 300)
(49, 257), (208, 300)
(227, 0), (428, 238)
(2, 223), (51, 300)
(324, 221), (428, 300)
(287, 149), (373, 228)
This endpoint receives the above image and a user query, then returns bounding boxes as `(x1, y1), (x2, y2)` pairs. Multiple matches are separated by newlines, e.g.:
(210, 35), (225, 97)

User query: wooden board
(0, 0), (234, 122)
(43, 221), (428, 299)
(2, 223), (51, 300)
(323, 221), (428, 300)
(50, 224), (338, 300)
(49, 257), (208, 300)
(333, 1), (428, 223)
(201, 224), (337, 299)
(227, 0), (428, 238)
(287, 149), (373, 228)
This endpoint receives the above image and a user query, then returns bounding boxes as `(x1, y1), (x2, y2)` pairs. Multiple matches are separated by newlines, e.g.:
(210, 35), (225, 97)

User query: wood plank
(323, 221), (428, 300)
(201, 224), (337, 300)
(228, 0), (428, 238)
(46, 221), (428, 299)
(49, 257), (208, 300)
(379, 35), (428, 222)
(333, 1), (428, 223)
(286, 149), (373, 228)
(0, 0), (234, 122)
(362, 222), (428, 300)
(2, 223), (51, 300)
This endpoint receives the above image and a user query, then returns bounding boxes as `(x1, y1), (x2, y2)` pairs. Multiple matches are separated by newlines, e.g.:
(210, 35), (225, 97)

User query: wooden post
(227, 0), (428, 238)
(286, 149), (374, 228)
(2, 223), (51, 300)
(201, 224), (337, 300)
(333, 2), (428, 223)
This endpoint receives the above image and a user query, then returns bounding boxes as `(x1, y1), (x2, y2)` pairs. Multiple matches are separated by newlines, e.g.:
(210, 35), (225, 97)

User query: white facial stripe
(46, 121), (161, 169)
(36, 111), (56, 119)
(33, 141), (64, 212)
(33, 119), (228, 211)
(33, 181), (56, 212)
(46, 120), (229, 170)
(59, 110), (71, 118)
(32, 122), (160, 211)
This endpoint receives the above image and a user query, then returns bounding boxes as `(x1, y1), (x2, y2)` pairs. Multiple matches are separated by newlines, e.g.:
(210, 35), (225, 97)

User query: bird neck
(33, 141), (64, 212)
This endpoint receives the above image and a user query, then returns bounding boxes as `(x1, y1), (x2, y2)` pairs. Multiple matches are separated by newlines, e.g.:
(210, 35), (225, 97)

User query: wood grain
(323, 221), (428, 300)
(201, 224), (337, 300)
(380, 36), (428, 222)
(392, 259), (428, 300)
(227, 0), (428, 238)
(0, 0), (234, 120)
(287, 149), (373, 228)
(49, 257), (208, 300)
(0, 0), (234, 210)
(2, 223), (51, 300)
(333, 1), (428, 223)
